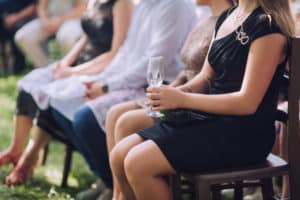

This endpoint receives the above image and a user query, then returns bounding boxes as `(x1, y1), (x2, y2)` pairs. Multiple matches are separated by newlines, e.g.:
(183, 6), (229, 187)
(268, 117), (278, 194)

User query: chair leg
(234, 181), (244, 200)
(0, 39), (6, 73)
(195, 179), (210, 200)
(61, 145), (73, 187)
(211, 187), (222, 200)
(41, 143), (49, 166)
(261, 178), (274, 200)
(170, 174), (182, 200)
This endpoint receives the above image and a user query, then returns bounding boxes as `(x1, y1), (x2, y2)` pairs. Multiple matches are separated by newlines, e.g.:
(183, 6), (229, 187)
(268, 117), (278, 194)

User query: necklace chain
(233, 9), (250, 45)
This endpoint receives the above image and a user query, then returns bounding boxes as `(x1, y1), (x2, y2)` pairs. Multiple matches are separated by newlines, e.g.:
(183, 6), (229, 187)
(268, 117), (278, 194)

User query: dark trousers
(51, 107), (113, 189)
(0, 0), (36, 72)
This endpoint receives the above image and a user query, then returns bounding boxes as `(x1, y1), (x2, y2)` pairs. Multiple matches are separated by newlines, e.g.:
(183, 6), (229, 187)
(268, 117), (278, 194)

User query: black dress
(75, 0), (116, 64)
(138, 7), (286, 173)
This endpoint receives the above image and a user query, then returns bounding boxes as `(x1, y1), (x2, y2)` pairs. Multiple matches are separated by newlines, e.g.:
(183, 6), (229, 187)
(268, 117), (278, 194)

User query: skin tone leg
(6, 126), (50, 185)
(110, 134), (144, 200)
(111, 134), (176, 200)
(0, 115), (33, 165)
(106, 101), (155, 199)
(106, 101), (141, 199)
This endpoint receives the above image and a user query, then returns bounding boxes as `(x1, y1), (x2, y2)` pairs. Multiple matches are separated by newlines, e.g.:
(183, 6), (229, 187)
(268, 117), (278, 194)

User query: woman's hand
(84, 82), (105, 100)
(146, 85), (186, 111)
(53, 61), (73, 79)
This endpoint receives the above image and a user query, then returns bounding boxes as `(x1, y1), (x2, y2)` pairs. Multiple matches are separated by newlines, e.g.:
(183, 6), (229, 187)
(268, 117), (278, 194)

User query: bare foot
(0, 150), (22, 167)
(5, 153), (37, 186)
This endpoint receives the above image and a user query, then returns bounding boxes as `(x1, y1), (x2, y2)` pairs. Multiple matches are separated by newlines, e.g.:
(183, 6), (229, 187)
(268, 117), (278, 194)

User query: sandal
(0, 152), (21, 167)
(5, 162), (34, 186)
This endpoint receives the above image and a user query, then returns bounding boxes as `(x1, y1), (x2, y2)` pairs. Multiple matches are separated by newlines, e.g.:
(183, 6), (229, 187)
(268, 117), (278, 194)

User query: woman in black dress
(109, 0), (294, 199)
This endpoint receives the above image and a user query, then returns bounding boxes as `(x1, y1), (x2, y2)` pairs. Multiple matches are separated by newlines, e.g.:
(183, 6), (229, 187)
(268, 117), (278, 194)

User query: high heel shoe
(0, 152), (21, 167)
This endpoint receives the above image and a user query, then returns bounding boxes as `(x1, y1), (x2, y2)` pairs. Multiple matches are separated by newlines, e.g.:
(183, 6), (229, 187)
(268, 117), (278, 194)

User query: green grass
(0, 74), (96, 200)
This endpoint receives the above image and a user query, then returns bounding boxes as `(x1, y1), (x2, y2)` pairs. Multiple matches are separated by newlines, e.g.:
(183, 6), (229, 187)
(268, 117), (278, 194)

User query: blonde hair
(257, 0), (295, 36)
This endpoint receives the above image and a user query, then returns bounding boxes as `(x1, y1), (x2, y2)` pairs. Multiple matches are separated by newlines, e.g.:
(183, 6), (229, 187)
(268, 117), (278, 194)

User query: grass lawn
(0, 74), (96, 200)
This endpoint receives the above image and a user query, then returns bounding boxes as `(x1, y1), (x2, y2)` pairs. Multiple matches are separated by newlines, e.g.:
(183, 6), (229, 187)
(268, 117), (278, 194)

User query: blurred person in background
(0, 1), (133, 197)
(0, 0), (37, 73)
(14, 0), (87, 67)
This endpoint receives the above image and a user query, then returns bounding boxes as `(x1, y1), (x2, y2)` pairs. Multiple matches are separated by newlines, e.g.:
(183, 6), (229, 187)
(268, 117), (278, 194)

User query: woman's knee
(115, 110), (150, 141)
(106, 101), (140, 127)
(110, 144), (127, 175)
(106, 105), (125, 131)
(110, 135), (144, 175)
(123, 146), (145, 184)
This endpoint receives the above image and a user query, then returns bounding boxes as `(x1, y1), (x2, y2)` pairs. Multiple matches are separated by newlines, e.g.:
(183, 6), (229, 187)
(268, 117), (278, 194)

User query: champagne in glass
(147, 56), (164, 118)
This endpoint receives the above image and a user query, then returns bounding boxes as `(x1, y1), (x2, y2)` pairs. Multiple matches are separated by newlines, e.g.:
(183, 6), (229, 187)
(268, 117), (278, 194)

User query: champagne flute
(147, 56), (164, 118)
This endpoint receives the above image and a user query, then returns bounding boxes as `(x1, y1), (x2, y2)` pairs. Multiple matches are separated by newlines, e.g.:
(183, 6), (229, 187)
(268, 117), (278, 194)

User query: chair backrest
(288, 37), (300, 200)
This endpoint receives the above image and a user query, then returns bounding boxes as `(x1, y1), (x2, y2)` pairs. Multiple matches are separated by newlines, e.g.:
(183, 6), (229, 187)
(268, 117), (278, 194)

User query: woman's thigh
(106, 100), (141, 127)
(115, 109), (156, 140)
(125, 139), (176, 176)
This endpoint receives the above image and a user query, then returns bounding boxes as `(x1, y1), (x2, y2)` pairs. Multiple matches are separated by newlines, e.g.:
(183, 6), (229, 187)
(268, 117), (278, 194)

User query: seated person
(14, 0), (87, 67)
(105, 0), (234, 198)
(109, 0), (294, 199)
(0, 0), (37, 73)
(0, 0), (133, 187)
(2, 0), (196, 199)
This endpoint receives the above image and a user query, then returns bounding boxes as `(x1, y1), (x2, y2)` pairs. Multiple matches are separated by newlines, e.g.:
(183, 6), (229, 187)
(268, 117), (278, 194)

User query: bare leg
(106, 101), (141, 199)
(6, 126), (50, 185)
(0, 115), (34, 166)
(124, 139), (176, 200)
(106, 101), (140, 154)
(110, 134), (145, 200)
(106, 101), (156, 199)
(114, 109), (155, 142)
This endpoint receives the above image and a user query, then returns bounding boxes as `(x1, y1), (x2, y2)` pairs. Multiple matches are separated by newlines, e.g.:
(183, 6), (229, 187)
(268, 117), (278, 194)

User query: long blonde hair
(257, 0), (295, 36)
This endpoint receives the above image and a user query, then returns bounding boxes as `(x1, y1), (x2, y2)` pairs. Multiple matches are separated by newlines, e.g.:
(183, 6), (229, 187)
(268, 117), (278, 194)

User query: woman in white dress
(0, 0), (133, 185)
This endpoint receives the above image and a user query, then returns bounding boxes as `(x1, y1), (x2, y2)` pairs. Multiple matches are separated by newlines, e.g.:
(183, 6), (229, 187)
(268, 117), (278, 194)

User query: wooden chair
(171, 37), (300, 200)
(0, 37), (9, 74)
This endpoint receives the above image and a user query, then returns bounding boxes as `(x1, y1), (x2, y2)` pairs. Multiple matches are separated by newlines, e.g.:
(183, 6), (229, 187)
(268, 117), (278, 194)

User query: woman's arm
(71, 0), (133, 75)
(149, 34), (287, 115)
(177, 58), (215, 94)
(60, 34), (89, 66)
(4, 4), (36, 28)
(59, 0), (87, 22)
(37, 0), (48, 21)
(169, 71), (187, 87)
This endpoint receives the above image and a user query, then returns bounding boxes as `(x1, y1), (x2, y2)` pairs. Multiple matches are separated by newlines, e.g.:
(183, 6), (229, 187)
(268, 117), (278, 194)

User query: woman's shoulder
(246, 7), (283, 40)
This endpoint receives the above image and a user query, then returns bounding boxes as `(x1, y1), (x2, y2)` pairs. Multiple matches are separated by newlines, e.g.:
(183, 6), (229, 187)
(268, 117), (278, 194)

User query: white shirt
(97, 0), (197, 91)
(48, 0), (79, 16)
